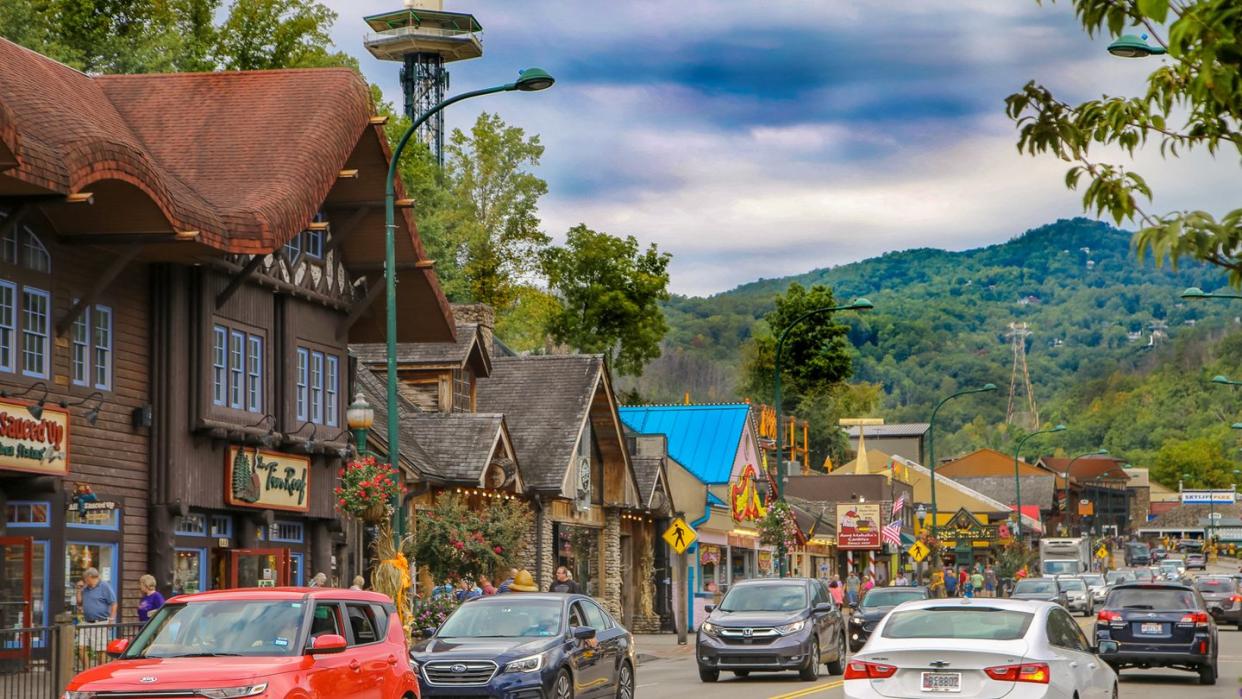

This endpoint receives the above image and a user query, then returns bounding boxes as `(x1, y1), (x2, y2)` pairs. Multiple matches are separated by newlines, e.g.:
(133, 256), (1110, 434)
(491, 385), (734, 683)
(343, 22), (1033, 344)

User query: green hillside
(628, 218), (1242, 465)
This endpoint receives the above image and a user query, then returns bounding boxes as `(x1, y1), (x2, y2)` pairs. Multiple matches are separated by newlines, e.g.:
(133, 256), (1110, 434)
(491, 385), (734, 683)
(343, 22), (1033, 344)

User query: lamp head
(981, 383), (998, 391)
(1214, 375), (1236, 385)
(846, 297), (874, 312)
(85, 406), (100, 426)
(1108, 34), (1167, 58)
(28, 401), (43, 420)
(514, 68), (555, 92)
(1051, 423), (1067, 432)
(1182, 287), (1208, 300)
(1231, 422), (1242, 430)
(346, 392), (375, 431)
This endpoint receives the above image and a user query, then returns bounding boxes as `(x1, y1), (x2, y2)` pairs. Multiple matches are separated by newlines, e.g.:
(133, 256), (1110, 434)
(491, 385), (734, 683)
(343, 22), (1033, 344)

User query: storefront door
(229, 549), (290, 588)
(0, 537), (33, 665)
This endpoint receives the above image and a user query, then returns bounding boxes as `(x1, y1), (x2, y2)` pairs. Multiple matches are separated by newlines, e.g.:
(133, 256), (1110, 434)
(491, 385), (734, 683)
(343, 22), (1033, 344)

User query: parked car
(1080, 573), (1108, 604)
(1094, 582), (1219, 685)
(1009, 578), (1069, 607)
(63, 588), (418, 699)
(1185, 552), (1208, 570)
(1195, 576), (1242, 629)
(844, 598), (1118, 699)
(411, 592), (635, 699)
(697, 577), (846, 682)
(848, 586), (929, 651)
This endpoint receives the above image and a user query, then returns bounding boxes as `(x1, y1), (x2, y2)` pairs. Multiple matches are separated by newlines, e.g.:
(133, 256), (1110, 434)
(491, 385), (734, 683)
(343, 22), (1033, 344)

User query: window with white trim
(0, 215), (51, 273)
(326, 356), (339, 427)
(174, 513), (207, 535)
(213, 323), (264, 414)
(0, 225), (15, 264)
(310, 352), (323, 424)
(0, 281), (16, 374)
(229, 330), (244, 408)
(71, 307), (89, 386)
(283, 235), (301, 265)
(296, 346), (341, 426)
(20, 287), (49, 378)
(212, 326), (227, 405)
(305, 229), (324, 259)
(247, 335), (262, 412)
(23, 232), (50, 273)
(93, 305), (112, 390)
(296, 348), (309, 422)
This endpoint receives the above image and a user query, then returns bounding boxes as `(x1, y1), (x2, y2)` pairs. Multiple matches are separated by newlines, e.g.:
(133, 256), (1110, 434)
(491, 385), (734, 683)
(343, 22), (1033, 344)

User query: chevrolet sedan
(845, 598), (1118, 698)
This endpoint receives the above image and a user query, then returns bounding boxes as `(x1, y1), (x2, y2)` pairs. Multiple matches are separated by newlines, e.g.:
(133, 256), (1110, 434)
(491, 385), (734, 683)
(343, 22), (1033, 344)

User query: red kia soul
(63, 588), (419, 699)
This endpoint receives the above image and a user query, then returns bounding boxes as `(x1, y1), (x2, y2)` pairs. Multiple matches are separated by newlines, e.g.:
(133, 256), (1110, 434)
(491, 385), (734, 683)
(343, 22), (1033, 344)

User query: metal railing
(0, 625), (59, 699)
(364, 25), (484, 46)
(73, 621), (145, 674)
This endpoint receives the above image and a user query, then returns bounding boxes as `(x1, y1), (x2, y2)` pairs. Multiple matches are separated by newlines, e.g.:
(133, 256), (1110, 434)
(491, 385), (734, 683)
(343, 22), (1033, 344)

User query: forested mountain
(624, 218), (1242, 469)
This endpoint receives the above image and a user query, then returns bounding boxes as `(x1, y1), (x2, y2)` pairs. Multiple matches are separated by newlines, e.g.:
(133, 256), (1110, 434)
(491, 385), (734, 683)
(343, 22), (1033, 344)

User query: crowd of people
(823, 563), (1004, 609)
(431, 565), (581, 601)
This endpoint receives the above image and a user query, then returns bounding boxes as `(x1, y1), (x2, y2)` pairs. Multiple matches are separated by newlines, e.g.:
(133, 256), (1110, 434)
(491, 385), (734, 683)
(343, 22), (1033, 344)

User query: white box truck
(1040, 537), (1091, 576)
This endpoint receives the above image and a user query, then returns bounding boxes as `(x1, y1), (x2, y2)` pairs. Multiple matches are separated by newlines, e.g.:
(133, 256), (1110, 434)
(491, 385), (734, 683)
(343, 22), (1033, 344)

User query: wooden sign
(0, 398), (69, 476)
(225, 446), (310, 512)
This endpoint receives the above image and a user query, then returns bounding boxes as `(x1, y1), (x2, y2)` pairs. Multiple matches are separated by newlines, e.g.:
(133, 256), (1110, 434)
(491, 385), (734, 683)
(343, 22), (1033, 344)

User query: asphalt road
(637, 560), (1242, 699)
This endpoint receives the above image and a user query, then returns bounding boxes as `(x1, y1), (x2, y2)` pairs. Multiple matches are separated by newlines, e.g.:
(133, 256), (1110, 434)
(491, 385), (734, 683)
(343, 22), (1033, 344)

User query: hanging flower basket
(362, 501), (388, 524)
(335, 455), (403, 521)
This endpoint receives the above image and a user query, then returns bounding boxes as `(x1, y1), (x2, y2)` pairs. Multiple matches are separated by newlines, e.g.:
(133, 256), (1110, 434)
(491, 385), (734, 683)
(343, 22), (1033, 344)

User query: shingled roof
(353, 363), (440, 479)
(352, 325), (489, 375)
(407, 412), (515, 486)
(631, 456), (666, 510)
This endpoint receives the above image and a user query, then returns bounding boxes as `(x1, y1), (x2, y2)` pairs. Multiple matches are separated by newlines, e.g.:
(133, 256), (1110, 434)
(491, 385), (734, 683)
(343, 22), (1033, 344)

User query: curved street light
(1107, 34), (1168, 58)
(927, 384), (998, 537)
(384, 68), (555, 547)
(1013, 424), (1067, 537)
(1183, 287), (1242, 301)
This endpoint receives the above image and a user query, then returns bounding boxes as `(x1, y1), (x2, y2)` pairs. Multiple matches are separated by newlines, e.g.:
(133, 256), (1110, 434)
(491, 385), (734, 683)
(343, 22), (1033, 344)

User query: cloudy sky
(323, 1), (1236, 296)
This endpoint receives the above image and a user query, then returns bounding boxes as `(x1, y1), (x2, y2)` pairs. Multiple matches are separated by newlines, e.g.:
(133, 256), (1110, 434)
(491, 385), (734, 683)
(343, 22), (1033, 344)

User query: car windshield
(1013, 580), (1056, 594)
(1059, 579), (1086, 591)
(1134, 569), (1155, 580)
(1082, 575), (1105, 586)
(124, 600), (306, 658)
(1043, 561), (1079, 575)
(1105, 571), (1133, 584)
(719, 584), (807, 612)
(861, 589), (925, 609)
(1196, 579), (1236, 593)
(437, 600), (563, 638)
(1107, 587), (1197, 610)
(882, 608), (1033, 640)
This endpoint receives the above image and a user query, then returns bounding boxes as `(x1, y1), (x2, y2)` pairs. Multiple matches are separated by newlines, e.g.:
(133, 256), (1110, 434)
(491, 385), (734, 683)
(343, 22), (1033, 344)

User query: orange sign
(730, 464), (766, 522)
(0, 398), (69, 476)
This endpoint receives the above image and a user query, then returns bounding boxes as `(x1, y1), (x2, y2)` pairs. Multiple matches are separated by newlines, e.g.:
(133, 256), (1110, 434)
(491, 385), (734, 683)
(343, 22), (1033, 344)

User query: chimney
(452, 304), (495, 353)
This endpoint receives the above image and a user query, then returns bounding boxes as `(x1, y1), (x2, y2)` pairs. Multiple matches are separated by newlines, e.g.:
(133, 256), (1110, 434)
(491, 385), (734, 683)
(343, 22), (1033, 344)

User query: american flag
(891, 493), (906, 518)
(882, 520), (902, 546)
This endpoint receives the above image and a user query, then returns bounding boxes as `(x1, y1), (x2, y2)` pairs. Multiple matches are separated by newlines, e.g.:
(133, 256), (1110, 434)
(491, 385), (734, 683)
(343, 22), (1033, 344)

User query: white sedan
(844, 598), (1118, 699)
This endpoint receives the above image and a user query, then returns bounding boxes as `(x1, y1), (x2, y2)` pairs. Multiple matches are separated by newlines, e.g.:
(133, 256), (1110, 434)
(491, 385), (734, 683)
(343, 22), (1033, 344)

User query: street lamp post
(771, 298), (872, 576)
(346, 392), (375, 457)
(928, 384), (997, 537)
(1013, 424), (1067, 537)
(383, 68), (555, 549)
(1059, 448), (1108, 536)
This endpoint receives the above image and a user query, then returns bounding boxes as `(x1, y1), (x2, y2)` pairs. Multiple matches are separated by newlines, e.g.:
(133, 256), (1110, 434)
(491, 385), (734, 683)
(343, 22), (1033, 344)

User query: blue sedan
(411, 593), (636, 699)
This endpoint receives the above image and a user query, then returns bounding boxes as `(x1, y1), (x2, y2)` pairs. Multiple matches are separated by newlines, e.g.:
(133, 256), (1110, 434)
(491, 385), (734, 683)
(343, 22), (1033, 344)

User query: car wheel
(826, 634), (846, 676)
(698, 667), (719, 683)
(1199, 663), (1217, 686)
(555, 669), (575, 699)
(616, 661), (634, 699)
(732, 671), (750, 678)
(798, 639), (820, 681)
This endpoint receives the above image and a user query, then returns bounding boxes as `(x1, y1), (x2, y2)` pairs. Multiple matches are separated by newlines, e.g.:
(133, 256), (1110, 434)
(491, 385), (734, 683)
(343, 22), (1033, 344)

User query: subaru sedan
(411, 593), (635, 699)
(1094, 582), (1218, 685)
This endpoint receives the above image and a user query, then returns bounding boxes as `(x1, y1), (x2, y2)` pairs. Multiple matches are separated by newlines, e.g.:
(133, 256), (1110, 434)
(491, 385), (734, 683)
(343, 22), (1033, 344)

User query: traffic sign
(1095, 545), (1108, 559)
(908, 540), (930, 562)
(663, 517), (697, 554)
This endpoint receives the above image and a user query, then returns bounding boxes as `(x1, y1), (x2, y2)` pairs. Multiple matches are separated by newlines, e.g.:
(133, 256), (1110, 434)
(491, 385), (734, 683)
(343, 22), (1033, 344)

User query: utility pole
(675, 551), (688, 645)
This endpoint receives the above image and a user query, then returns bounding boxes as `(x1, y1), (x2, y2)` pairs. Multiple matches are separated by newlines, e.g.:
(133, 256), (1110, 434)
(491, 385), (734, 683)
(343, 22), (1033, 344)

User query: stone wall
(1129, 486), (1150, 530)
(603, 509), (622, 618)
(534, 510), (555, 591)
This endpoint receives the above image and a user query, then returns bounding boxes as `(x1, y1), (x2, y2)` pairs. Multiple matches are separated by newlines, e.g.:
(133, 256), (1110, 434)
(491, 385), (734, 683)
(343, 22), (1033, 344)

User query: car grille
(718, 654), (780, 667)
(423, 660), (499, 686)
(719, 627), (780, 645)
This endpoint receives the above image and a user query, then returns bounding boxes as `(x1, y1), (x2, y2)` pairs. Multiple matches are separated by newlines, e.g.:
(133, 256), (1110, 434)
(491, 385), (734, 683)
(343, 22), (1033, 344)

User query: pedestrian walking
(76, 568), (116, 668)
(930, 570), (945, 598)
(497, 568), (517, 594)
(136, 574), (164, 623)
(829, 580), (845, 606)
(479, 575), (497, 595)
(845, 571), (861, 607)
(984, 566), (997, 597)
(349, 575), (365, 591)
(549, 566), (581, 594)
(508, 569), (538, 592)
(970, 570), (984, 598)
(308, 572), (327, 588)
(958, 567), (969, 596)
(862, 573), (876, 595)
(944, 570), (957, 597)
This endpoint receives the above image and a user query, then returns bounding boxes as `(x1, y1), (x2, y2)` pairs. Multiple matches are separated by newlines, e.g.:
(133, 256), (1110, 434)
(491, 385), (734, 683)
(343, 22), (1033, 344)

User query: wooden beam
(322, 199), (412, 209)
(323, 206), (371, 257)
(215, 253), (269, 309)
(338, 169), (359, 179)
(336, 278), (385, 340)
(369, 116), (389, 125)
(56, 244), (143, 336)
(65, 192), (94, 204)
(208, 258), (350, 312)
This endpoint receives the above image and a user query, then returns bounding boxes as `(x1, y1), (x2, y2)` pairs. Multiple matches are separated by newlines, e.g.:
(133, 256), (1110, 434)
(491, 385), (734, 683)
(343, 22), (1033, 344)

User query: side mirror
(421, 627), (437, 639)
(307, 634), (348, 655)
(813, 602), (834, 614)
(1096, 640), (1118, 655)
(703, 605), (714, 613)
(106, 638), (129, 658)
(572, 626), (597, 641)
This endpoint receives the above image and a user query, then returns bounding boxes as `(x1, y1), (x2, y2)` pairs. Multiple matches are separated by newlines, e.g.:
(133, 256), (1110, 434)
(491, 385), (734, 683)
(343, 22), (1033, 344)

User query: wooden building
(0, 38), (453, 623)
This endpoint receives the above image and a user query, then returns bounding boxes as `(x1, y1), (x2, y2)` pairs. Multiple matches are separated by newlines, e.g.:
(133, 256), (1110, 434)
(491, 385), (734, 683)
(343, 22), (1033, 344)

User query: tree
(541, 224), (672, 376)
(1153, 436), (1235, 488)
(741, 282), (853, 406)
(441, 112), (550, 309)
(216, 0), (354, 70)
(1005, 0), (1242, 284)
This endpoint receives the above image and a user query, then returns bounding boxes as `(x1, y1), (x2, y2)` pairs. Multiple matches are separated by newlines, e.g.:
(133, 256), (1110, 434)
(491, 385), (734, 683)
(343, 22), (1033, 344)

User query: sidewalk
(633, 633), (696, 665)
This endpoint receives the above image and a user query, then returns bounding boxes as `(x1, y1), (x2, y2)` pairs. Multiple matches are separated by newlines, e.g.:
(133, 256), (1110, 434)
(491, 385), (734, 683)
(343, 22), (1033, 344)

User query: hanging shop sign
(226, 446), (310, 512)
(937, 508), (1000, 547)
(0, 398), (69, 476)
(757, 550), (772, 573)
(730, 464), (767, 523)
(699, 544), (721, 565)
(836, 503), (882, 550)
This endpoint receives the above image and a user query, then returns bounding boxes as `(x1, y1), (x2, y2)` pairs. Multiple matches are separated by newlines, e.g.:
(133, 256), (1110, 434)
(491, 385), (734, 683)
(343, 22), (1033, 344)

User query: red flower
(493, 546), (503, 554)
(339, 498), (346, 506)
(452, 541), (464, 550)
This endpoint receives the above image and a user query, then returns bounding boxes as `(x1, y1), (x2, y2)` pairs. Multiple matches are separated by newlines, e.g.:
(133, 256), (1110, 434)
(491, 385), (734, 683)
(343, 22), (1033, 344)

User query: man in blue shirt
(76, 568), (117, 667)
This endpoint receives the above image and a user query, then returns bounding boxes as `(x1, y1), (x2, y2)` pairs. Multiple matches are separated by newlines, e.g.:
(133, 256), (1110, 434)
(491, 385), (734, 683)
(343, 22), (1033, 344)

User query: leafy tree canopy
(741, 282), (853, 404)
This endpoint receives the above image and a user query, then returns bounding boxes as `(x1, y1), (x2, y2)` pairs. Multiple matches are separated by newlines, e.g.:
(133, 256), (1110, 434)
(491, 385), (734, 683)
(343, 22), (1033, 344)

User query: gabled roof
(1037, 456), (1129, 487)
(938, 448), (1046, 478)
(353, 363), (440, 479)
(888, 454), (1044, 533)
(352, 324), (490, 376)
(407, 412), (516, 486)
(617, 404), (752, 485)
(631, 456), (674, 512)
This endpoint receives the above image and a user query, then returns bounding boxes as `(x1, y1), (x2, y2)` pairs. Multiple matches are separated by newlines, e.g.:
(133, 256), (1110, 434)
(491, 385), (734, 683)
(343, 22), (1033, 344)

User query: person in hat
(509, 570), (538, 592)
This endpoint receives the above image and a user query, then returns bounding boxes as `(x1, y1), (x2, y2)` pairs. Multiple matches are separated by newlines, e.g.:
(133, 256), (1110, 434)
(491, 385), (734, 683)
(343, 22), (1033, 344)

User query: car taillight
(844, 660), (898, 680)
(1231, 595), (1242, 603)
(1180, 611), (1210, 627)
(1097, 609), (1122, 622)
(984, 663), (1050, 684)
(1199, 640), (1209, 654)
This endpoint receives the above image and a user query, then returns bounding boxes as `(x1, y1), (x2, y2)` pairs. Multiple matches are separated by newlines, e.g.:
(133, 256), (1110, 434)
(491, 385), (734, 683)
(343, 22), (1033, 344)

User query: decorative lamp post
(383, 68), (555, 549)
(928, 384), (998, 536)
(1013, 424), (1066, 537)
(771, 297), (872, 577)
(346, 392), (375, 457)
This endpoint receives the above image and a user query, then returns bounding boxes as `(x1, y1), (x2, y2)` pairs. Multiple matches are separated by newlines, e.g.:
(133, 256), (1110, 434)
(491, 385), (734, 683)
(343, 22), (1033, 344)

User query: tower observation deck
(364, 0), (483, 164)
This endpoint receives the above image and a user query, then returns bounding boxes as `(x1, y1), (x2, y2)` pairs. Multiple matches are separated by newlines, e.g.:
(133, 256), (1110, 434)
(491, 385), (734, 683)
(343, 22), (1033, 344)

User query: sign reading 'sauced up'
(226, 446), (310, 512)
(0, 399), (69, 476)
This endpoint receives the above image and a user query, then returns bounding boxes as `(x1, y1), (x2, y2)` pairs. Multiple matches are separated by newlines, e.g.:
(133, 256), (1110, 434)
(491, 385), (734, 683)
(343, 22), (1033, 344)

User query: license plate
(921, 672), (961, 692)
(1140, 622), (1164, 635)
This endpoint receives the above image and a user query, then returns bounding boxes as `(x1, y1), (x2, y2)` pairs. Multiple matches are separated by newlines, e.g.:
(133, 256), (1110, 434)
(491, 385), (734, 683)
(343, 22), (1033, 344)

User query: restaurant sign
(226, 446), (310, 512)
(0, 398), (69, 476)
(836, 503), (881, 550)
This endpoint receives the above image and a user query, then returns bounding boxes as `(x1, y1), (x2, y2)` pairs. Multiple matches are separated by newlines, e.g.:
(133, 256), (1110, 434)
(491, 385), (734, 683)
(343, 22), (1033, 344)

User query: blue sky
(323, 1), (1236, 296)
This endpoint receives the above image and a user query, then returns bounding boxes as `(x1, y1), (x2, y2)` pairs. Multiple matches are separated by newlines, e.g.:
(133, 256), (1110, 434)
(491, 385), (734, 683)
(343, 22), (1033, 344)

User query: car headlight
(775, 620), (806, 636)
(63, 693), (96, 699)
(196, 686), (268, 699)
(851, 615), (865, 625)
(504, 653), (544, 673)
(700, 621), (719, 637)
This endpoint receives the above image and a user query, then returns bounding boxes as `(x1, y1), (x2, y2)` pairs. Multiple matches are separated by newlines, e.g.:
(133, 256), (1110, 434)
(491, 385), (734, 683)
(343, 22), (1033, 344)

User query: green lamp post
(772, 297), (872, 577)
(928, 384), (998, 537)
(1013, 424), (1067, 536)
(383, 68), (555, 549)
(1107, 34), (1167, 58)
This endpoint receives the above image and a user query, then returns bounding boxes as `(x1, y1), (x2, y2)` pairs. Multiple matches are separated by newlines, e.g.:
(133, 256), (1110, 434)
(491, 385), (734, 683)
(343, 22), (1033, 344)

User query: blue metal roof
(618, 404), (751, 485)
(707, 492), (728, 508)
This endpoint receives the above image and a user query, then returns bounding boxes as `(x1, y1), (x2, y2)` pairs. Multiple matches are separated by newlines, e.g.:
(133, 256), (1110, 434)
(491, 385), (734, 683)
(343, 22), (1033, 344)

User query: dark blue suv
(411, 593), (635, 699)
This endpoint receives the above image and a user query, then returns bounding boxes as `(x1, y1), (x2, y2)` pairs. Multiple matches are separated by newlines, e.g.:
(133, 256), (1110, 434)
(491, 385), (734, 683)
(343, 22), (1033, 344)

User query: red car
(63, 588), (419, 699)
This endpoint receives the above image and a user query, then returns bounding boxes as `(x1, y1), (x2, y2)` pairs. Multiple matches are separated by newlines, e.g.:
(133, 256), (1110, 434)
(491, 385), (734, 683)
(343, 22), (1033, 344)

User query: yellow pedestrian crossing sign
(1096, 545), (1109, 559)
(663, 517), (697, 554)
(908, 540), (930, 562)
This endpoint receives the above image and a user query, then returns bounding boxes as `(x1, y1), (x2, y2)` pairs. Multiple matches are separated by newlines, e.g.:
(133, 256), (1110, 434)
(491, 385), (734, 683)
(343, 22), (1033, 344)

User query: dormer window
(0, 211), (51, 273)
(281, 212), (327, 265)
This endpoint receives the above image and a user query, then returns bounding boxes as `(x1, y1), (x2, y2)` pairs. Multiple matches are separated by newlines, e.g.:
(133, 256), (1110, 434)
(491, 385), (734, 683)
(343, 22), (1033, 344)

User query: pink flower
(493, 546), (503, 554)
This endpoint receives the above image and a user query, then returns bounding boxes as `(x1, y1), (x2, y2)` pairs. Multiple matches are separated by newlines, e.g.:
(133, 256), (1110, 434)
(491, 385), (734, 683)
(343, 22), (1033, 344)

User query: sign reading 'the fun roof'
(226, 446), (310, 512)
(0, 398), (69, 476)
